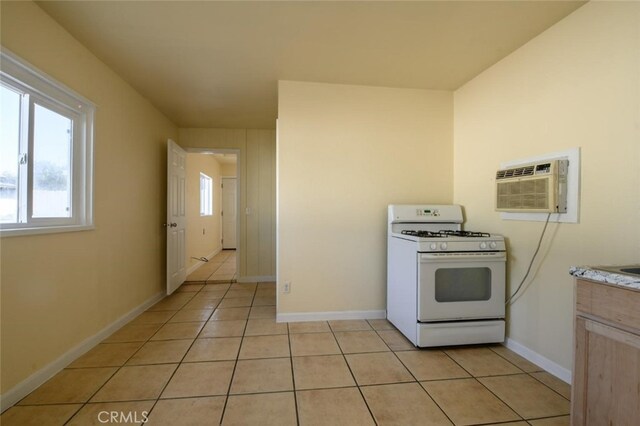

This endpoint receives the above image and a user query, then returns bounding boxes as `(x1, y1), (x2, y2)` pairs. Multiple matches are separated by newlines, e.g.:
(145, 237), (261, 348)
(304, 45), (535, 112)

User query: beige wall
(0, 1), (177, 393)
(221, 162), (237, 177)
(178, 129), (276, 280)
(277, 81), (453, 315)
(186, 154), (223, 270)
(453, 1), (640, 371)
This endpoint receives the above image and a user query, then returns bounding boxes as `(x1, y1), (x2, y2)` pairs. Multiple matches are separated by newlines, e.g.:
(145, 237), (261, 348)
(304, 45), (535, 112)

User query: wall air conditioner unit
(496, 159), (568, 213)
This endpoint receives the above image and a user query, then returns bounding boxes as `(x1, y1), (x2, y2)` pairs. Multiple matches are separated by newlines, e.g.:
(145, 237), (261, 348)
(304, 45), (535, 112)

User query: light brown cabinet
(572, 278), (640, 425)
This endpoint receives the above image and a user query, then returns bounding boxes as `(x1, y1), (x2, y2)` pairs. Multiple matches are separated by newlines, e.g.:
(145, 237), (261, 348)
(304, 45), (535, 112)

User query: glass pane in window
(200, 173), (212, 216)
(206, 178), (212, 215)
(200, 175), (206, 215)
(32, 104), (72, 218)
(0, 85), (21, 224)
(435, 267), (492, 302)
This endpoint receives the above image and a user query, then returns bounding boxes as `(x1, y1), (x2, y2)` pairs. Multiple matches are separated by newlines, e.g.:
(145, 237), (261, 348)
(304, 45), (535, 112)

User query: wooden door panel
(573, 316), (640, 425)
(167, 139), (187, 294)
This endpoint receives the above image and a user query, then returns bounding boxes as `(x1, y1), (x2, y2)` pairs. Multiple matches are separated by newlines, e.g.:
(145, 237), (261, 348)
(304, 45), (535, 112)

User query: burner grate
(439, 230), (491, 237)
(400, 230), (492, 238)
(400, 230), (446, 238)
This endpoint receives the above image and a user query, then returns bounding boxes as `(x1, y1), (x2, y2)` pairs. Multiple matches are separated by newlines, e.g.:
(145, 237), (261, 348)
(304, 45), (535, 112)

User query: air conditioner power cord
(505, 212), (552, 306)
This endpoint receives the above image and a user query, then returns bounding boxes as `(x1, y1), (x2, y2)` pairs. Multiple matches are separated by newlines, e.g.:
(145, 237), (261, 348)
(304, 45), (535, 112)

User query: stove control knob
(429, 243), (437, 250)
(490, 241), (497, 249)
(480, 242), (487, 249)
(440, 242), (448, 250)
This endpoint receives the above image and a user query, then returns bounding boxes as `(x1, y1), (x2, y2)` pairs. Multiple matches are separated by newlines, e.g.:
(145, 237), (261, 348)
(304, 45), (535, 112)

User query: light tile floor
(185, 250), (237, 283)
(2, 280), (571, 425)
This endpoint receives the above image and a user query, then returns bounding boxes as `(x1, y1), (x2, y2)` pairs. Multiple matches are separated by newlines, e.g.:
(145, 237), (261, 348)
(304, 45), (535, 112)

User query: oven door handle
(420, 252), (506, 262)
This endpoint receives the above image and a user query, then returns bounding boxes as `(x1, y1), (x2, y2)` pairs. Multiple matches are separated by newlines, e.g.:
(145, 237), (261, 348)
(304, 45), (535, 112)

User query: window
(0, 50), (94, 236)
(200, 173), (213, 216)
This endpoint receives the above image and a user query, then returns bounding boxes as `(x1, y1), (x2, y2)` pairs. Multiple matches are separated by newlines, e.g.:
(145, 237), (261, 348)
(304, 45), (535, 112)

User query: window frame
(199, 173), (213, 217)
(0, 49), (94, 236)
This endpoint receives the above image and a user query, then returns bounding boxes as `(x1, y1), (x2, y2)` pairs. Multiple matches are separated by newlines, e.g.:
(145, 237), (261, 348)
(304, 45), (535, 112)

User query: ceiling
(37, 1), (585, 129)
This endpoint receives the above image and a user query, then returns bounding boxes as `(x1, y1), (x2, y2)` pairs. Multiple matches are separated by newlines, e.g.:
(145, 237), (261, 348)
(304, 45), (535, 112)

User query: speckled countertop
(570, 266), (640, 291)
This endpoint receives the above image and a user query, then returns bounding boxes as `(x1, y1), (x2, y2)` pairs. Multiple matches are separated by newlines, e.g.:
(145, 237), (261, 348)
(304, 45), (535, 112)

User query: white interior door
(167, 139), (187, 294)
(222, 177), (237, 249)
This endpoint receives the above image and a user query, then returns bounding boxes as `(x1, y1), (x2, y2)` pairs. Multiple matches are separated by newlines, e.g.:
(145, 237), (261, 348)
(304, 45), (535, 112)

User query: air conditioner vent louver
(495, 159), (568, 213)
(496, 165), (535, 180)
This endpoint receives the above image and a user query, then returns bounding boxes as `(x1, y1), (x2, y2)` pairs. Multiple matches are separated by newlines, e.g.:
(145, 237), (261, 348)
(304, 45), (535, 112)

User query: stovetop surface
(400, 230), (491, 238)
(391, 229), (506, 251)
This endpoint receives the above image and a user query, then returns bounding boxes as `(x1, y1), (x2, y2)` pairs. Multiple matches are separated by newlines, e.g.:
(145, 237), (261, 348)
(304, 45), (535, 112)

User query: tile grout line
(486, 345), (572, 401)
(524, 413), (571, 423)
(286, 320), (301, 425)
(218, 280), (255, 425)
(10, 286), (570, 426)
(470, 420), (527, 426)
(473, 371), (566, 423)
(369, 322), (458, 426)
(103, 280), (231, 422)
(487, 346), (543, 373)
(329, 321), (379, 426)
(525, 372), (571, 402)
(439, 349), (529, 422)
(138, 282), (228, 422)
(470, 359), (571, 418)
(371, 324), (565, 423)
(60, 290), (201, 425)
(460, 372), (535, 423)
(10, 260), (233, 422)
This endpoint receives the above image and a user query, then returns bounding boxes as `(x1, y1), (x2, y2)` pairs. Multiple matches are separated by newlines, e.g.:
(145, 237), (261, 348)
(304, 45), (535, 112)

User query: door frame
(186, 147), (240, 279)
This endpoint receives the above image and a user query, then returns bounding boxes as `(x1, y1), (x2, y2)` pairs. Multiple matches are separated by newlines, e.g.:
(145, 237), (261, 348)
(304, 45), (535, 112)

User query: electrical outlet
(283, 282), (291, 294)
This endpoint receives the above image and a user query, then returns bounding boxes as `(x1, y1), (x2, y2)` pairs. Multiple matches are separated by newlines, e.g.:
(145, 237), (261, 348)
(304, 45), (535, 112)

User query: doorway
(181, 149), (239, 283)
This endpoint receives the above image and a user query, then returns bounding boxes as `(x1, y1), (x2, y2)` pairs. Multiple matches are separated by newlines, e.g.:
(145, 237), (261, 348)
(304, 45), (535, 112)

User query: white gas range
(387, 204), (506, 347)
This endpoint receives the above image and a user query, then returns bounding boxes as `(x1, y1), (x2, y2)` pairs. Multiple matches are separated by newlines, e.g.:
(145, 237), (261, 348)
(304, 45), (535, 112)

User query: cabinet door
(572, 317), (640, 425)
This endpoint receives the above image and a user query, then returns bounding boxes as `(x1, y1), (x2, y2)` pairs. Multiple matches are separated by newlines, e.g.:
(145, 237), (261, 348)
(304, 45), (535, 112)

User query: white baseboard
(503, 337), (572, 384)
(277, 310), (386, 323)
(186, 247), (222, 275)
(237, 275), (275, 283)
(0, 291), (164, 413)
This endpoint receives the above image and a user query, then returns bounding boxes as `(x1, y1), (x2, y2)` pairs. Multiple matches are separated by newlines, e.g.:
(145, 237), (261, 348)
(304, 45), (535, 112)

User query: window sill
(0, 224), (95, 238)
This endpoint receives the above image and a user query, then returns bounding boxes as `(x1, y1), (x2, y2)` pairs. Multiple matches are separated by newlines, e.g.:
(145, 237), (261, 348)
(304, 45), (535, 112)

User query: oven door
(417, 252), (506, 321)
